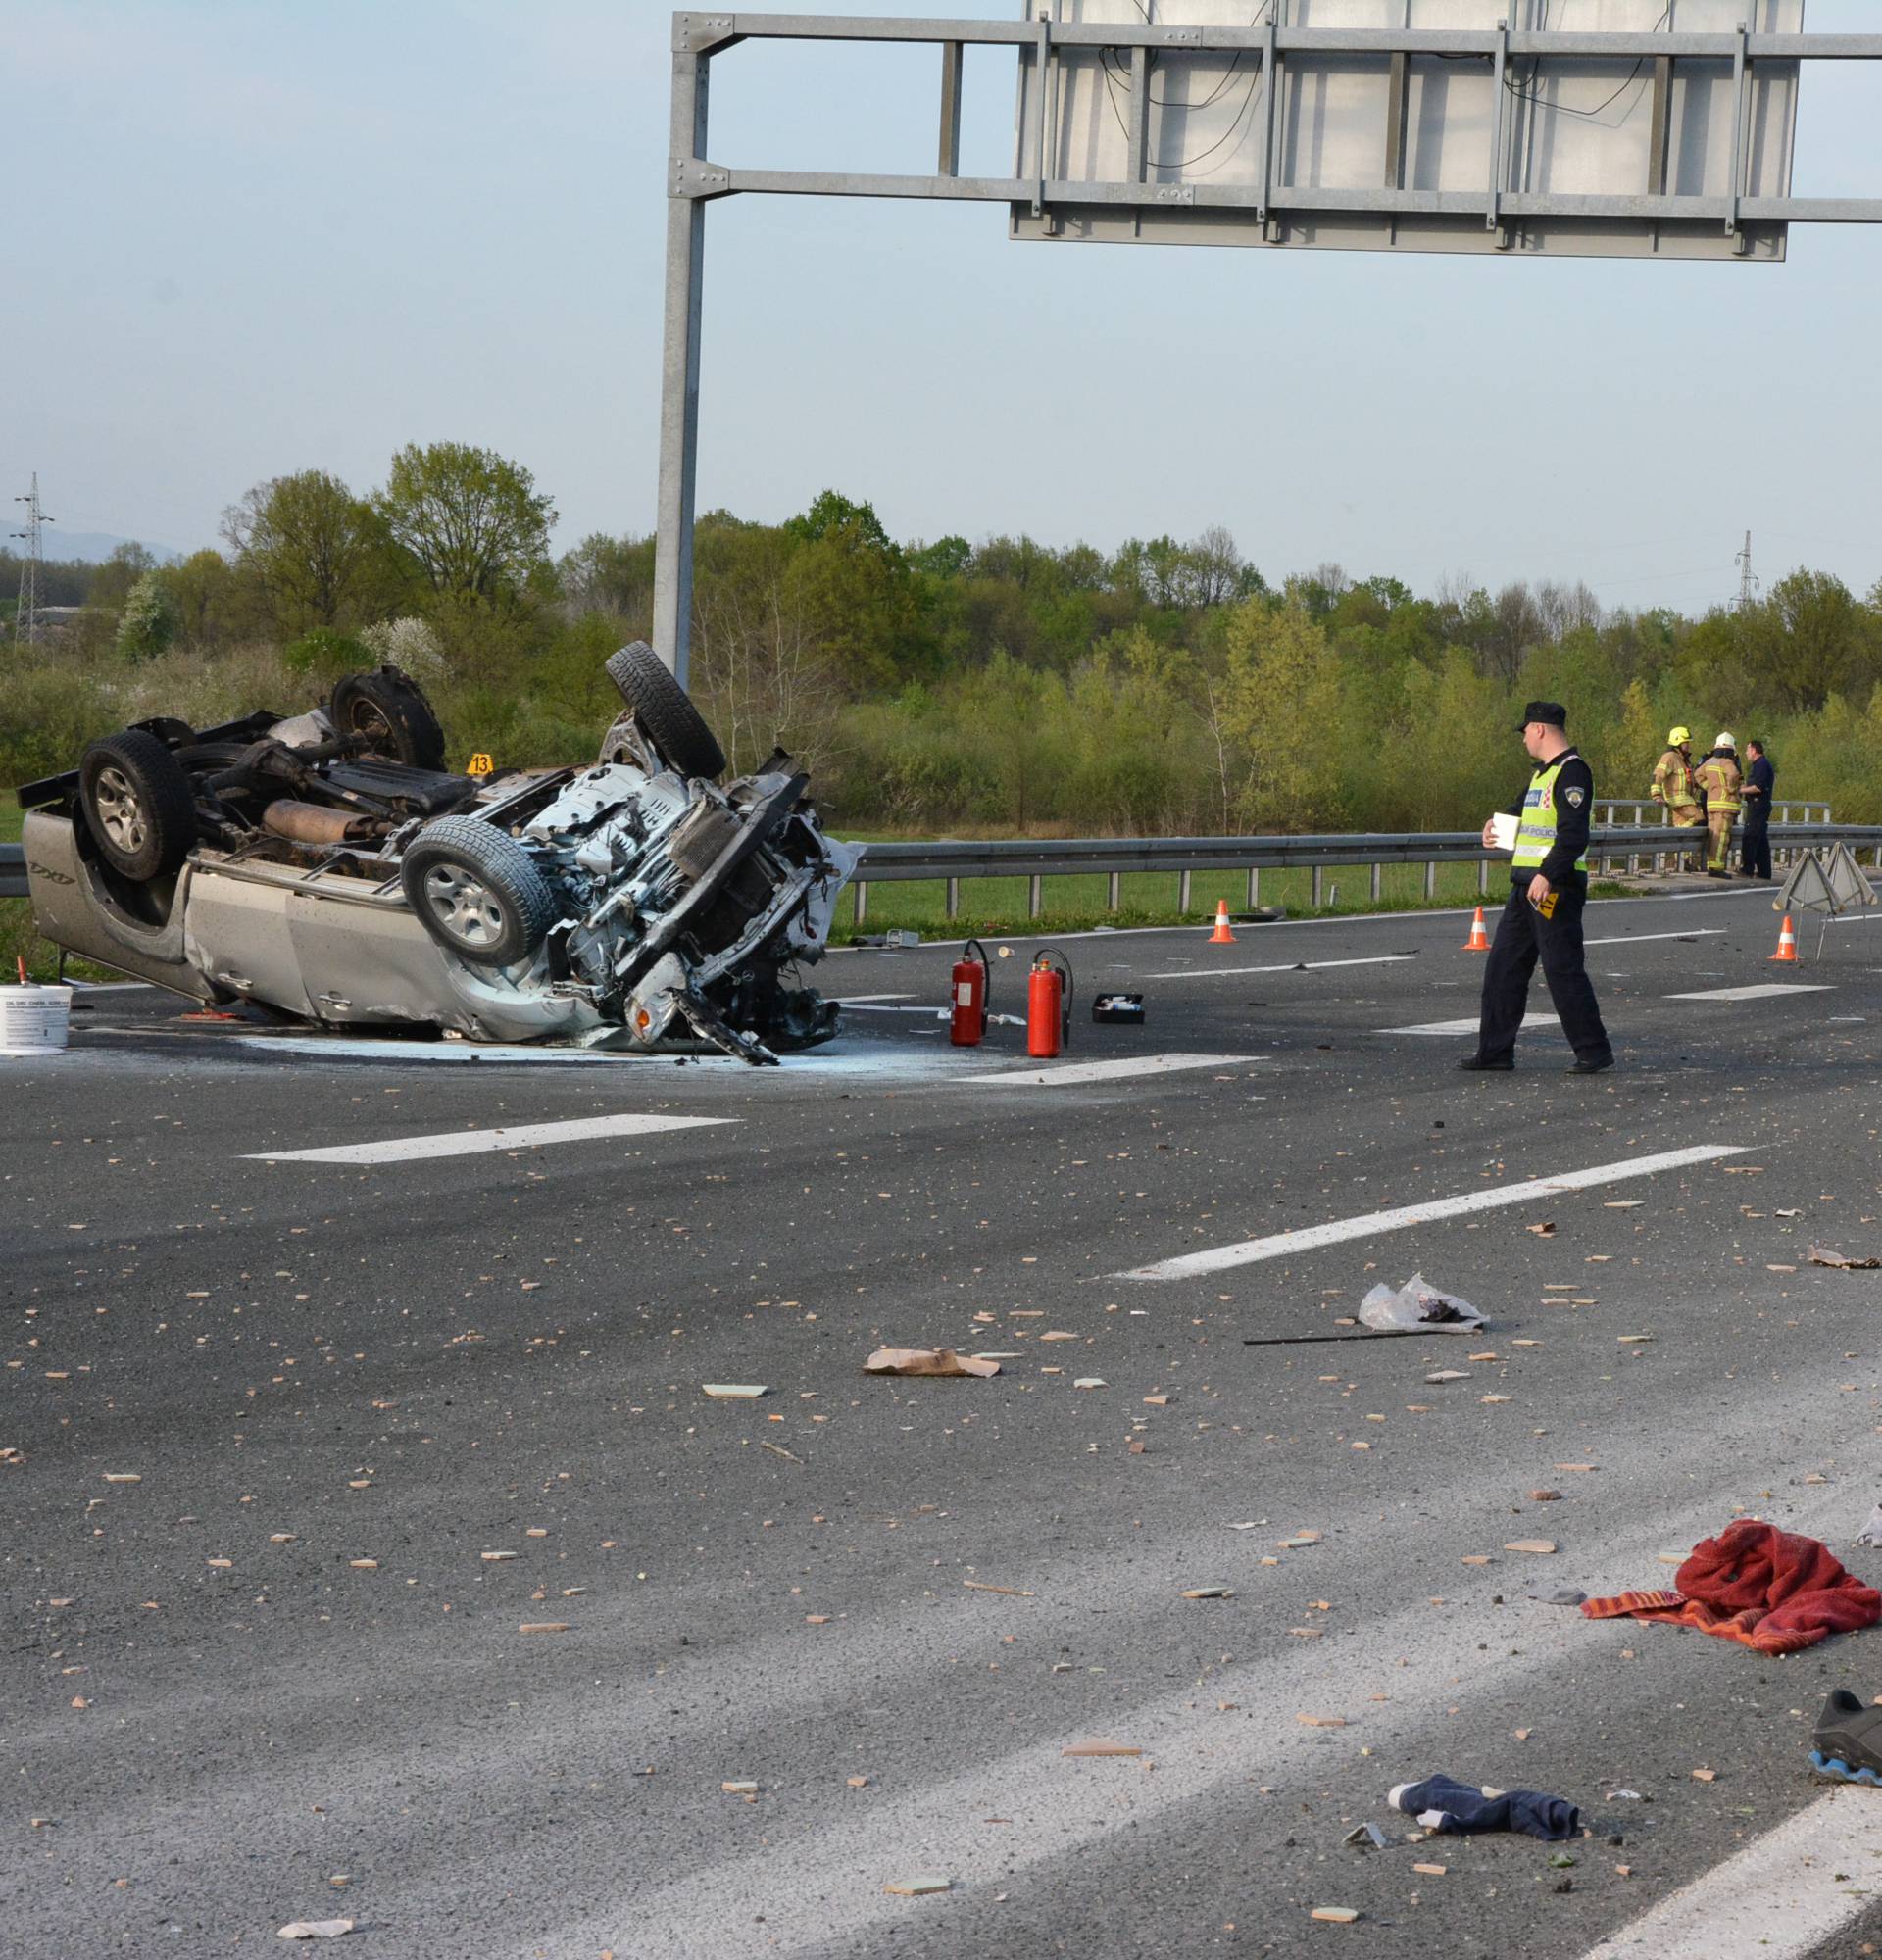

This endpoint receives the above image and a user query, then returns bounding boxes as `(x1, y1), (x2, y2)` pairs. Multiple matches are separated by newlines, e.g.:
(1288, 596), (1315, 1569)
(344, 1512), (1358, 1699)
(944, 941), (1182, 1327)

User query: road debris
(1855, 1505), (1882, 1548)
(1073, 1377), (1108, 1390)
(1412, 1862), (1448, 1877)
(1388, 1775), (1580, 1841)
(1183, 1586), (1233, 1599)
(760, 1440), (802, 1464)
(1342, 1823), (1387, 1849)
(1062, 1739), (1142, 1757)
(1358, 1273), (1483, 1335)
(883, 1876), (952, 1896)
(1529, 1491), (1563, 1503)
(276, 1922), (355, 1941)
(1296, 1714), (1347, 1728)
(721, 1781), (759, 1793)
(102, 1472), (141, 1484)
(963, 1581), (1034, 1596)
(1310, 1907), (1361, 1924)
(864, 1348), (1000, 1378)
(1424, 1370), (1469, 1385)
(1690, 1768), (1717, 1783)
(1583, 1520), (1882, 1653)
(1542, 1590), (1587, 1606)
(703, 1383), (769, 1398)
(519, 1622), (570, 1635)
(1526, 1222), (1557, 1237)
(1810, 1246), (1882, 1269)
(1505, 1541), (1558, 1556)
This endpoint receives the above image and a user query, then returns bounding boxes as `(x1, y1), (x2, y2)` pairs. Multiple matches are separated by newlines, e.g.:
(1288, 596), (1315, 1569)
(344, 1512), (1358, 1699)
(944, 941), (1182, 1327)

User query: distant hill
(38, 530), (188, 566)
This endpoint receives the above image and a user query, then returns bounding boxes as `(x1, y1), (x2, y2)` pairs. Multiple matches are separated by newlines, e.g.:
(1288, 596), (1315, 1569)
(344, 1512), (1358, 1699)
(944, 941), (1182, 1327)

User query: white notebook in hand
(1489, 812), (1519, 854)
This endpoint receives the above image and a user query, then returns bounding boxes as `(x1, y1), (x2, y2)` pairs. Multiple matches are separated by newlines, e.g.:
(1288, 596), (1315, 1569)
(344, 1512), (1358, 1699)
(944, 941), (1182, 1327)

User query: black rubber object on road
(400, 815), (557, 967)
(77, 728), (197, 881)
(330, 667), (447, 771)
(604, 641), (725, 780)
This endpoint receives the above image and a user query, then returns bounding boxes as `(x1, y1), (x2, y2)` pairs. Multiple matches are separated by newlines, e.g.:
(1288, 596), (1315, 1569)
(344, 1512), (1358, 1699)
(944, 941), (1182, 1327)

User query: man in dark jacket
(1460, 701), (1614, 1076)
(1739, 739), (1775, 880)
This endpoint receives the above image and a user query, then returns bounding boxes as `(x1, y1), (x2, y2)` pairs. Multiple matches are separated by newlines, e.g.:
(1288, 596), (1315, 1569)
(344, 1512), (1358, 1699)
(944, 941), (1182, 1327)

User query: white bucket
(0, 984), (73, 1056)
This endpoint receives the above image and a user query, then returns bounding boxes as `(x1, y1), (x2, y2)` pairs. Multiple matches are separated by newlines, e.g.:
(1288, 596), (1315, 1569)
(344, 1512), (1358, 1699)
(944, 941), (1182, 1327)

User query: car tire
(77, 729), (197, 882)
(400, 815), (556, 967)
(330, 667), (447, 771)
(603, 642), (725, 780)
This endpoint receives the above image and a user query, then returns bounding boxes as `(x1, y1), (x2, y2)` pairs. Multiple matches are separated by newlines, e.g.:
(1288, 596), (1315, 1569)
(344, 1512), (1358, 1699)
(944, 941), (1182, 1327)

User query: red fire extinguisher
(951, 937), (989, 1047)
(1027, 948), (1073, 1058)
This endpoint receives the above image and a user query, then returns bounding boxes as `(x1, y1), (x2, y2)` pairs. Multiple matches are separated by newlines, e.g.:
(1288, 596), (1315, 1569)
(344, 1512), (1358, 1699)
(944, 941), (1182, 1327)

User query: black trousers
(1476, 876), (1611, 1065)
(1740, 811), (1771, 878)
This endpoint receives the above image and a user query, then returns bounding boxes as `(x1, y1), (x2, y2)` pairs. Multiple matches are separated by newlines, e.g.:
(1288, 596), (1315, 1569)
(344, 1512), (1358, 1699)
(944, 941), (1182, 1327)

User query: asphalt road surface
(8, 883), (1882, 1959)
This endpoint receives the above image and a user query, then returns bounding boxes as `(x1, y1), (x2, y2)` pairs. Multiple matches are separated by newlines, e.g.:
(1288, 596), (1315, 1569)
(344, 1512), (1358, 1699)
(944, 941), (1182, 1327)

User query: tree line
(4, 449), (1879, 833)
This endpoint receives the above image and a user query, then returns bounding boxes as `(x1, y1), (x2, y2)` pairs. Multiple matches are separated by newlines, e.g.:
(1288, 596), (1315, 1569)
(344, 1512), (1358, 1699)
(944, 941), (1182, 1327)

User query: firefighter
(1650, 726), (1703, 834)
(1694, 733), (1743, 880)
(1461, 701), (1614, 1076)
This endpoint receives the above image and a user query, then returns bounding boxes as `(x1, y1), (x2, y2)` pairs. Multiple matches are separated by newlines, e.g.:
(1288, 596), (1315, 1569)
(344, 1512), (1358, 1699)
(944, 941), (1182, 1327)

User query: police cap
(1516, 700), (1568, 732)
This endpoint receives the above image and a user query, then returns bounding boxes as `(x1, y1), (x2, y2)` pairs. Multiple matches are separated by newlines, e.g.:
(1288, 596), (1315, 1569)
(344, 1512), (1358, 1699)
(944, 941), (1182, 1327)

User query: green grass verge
(834, 861), (1631, 943)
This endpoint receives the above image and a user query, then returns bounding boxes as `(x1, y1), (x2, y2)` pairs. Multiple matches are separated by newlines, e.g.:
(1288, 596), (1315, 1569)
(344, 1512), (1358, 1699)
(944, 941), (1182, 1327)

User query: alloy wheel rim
(92, 766), (147, 855)
(423, 864), (504, 947)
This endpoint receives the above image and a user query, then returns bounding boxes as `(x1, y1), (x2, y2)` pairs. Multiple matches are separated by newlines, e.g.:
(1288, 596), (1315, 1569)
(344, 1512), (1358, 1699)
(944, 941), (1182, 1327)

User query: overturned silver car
(18, 644), (859, 1062)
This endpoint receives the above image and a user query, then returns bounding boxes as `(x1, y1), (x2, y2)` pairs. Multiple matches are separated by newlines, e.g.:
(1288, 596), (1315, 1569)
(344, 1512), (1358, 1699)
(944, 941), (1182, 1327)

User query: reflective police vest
(1512, 759), (1588, 874)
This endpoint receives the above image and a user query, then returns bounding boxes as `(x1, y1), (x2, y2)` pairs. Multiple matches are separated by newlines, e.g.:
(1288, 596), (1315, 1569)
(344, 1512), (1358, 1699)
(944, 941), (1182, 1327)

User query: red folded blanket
(1582, 1519), (1881, 1656)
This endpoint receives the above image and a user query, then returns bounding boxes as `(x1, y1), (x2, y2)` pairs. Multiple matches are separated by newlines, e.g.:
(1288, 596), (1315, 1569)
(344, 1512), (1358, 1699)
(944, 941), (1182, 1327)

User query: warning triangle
(1775, 852), (1837, 916)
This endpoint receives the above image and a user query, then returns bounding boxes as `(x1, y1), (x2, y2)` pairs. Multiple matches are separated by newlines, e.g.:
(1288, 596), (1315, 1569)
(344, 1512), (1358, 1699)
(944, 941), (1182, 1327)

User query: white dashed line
(246, 1113), (736, 1164)
(1583, 929), (1724, 946)
(1116, 1145), (1746, 1279)
(977, 1054), (1260, 1088)
(1379, 1016), (1564, 1038)
(1145, 956), (1415, 980)
(1575, 1788), (1882, 1959)
(1662, 984), (1835, 1002)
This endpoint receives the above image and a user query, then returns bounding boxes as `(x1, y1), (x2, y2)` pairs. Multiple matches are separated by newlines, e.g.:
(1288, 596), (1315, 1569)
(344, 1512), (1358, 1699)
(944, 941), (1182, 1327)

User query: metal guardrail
(1594, 800), (1828, 826)
(846, 821), (1882, 923)
(7, 821), (1876, 917)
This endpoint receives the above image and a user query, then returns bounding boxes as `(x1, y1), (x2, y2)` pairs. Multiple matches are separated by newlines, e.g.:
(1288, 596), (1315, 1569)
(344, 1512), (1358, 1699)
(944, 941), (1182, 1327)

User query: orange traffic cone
(1209, 900), (1235, 945)
(1462, 906), (1491, 952)
(1769, 914), (1798, 962)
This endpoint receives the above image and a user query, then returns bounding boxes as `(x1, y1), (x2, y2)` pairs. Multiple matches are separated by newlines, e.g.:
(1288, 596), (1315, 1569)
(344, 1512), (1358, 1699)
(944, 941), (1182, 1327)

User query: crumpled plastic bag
(1855, 1504), (1882, 1548)
(1358, 1272), (1483, 1335)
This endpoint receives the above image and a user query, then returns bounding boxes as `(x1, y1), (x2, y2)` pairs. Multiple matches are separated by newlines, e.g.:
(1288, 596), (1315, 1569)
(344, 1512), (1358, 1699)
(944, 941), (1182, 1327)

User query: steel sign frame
(654, 8), (1882, 681)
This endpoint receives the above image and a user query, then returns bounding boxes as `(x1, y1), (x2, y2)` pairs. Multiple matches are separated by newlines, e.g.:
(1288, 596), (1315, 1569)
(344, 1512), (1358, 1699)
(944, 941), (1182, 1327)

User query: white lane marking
(1117, 1144), (1746, 1280)
(978, 1053), (1261, 1088)
(1663, 984), (1835, 1001)
(1576, 1788), (1882, 1960)
(833, 994), (915, 1004)
(836, 1004), (945, 1015)
(1145, 955), (1415, 980)
(1381, 1015), (1563, 1038)
(246, 1113), (735, 1164)
(1583, 928), (1724, 946)
(236, 1036), (643, 1065)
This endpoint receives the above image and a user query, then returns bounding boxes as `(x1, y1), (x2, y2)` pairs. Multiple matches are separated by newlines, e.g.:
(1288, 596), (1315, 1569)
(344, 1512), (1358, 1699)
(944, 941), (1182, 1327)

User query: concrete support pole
(654, 38), (710, 684)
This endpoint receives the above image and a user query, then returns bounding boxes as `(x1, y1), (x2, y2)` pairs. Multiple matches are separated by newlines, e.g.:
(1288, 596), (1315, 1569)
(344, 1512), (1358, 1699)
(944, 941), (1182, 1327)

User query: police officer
(1650, 726), (1703, 835)
(1461, 701), (1614, 1075)
(1739, 738), (1774, 879)
(1694, 733), (1742, 880)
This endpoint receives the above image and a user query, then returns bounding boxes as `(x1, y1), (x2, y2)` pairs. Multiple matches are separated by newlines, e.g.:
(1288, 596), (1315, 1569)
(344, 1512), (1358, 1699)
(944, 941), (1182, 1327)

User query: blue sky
(5, 1), (1878, 612)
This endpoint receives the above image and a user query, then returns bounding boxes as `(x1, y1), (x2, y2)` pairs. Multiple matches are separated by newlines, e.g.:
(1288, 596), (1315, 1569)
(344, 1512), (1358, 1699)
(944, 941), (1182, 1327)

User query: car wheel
(400, 815), (556, 967)
(603, 641), (725, 780)
(330, 667), (447, 771)
(77, 730), (197, 881)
